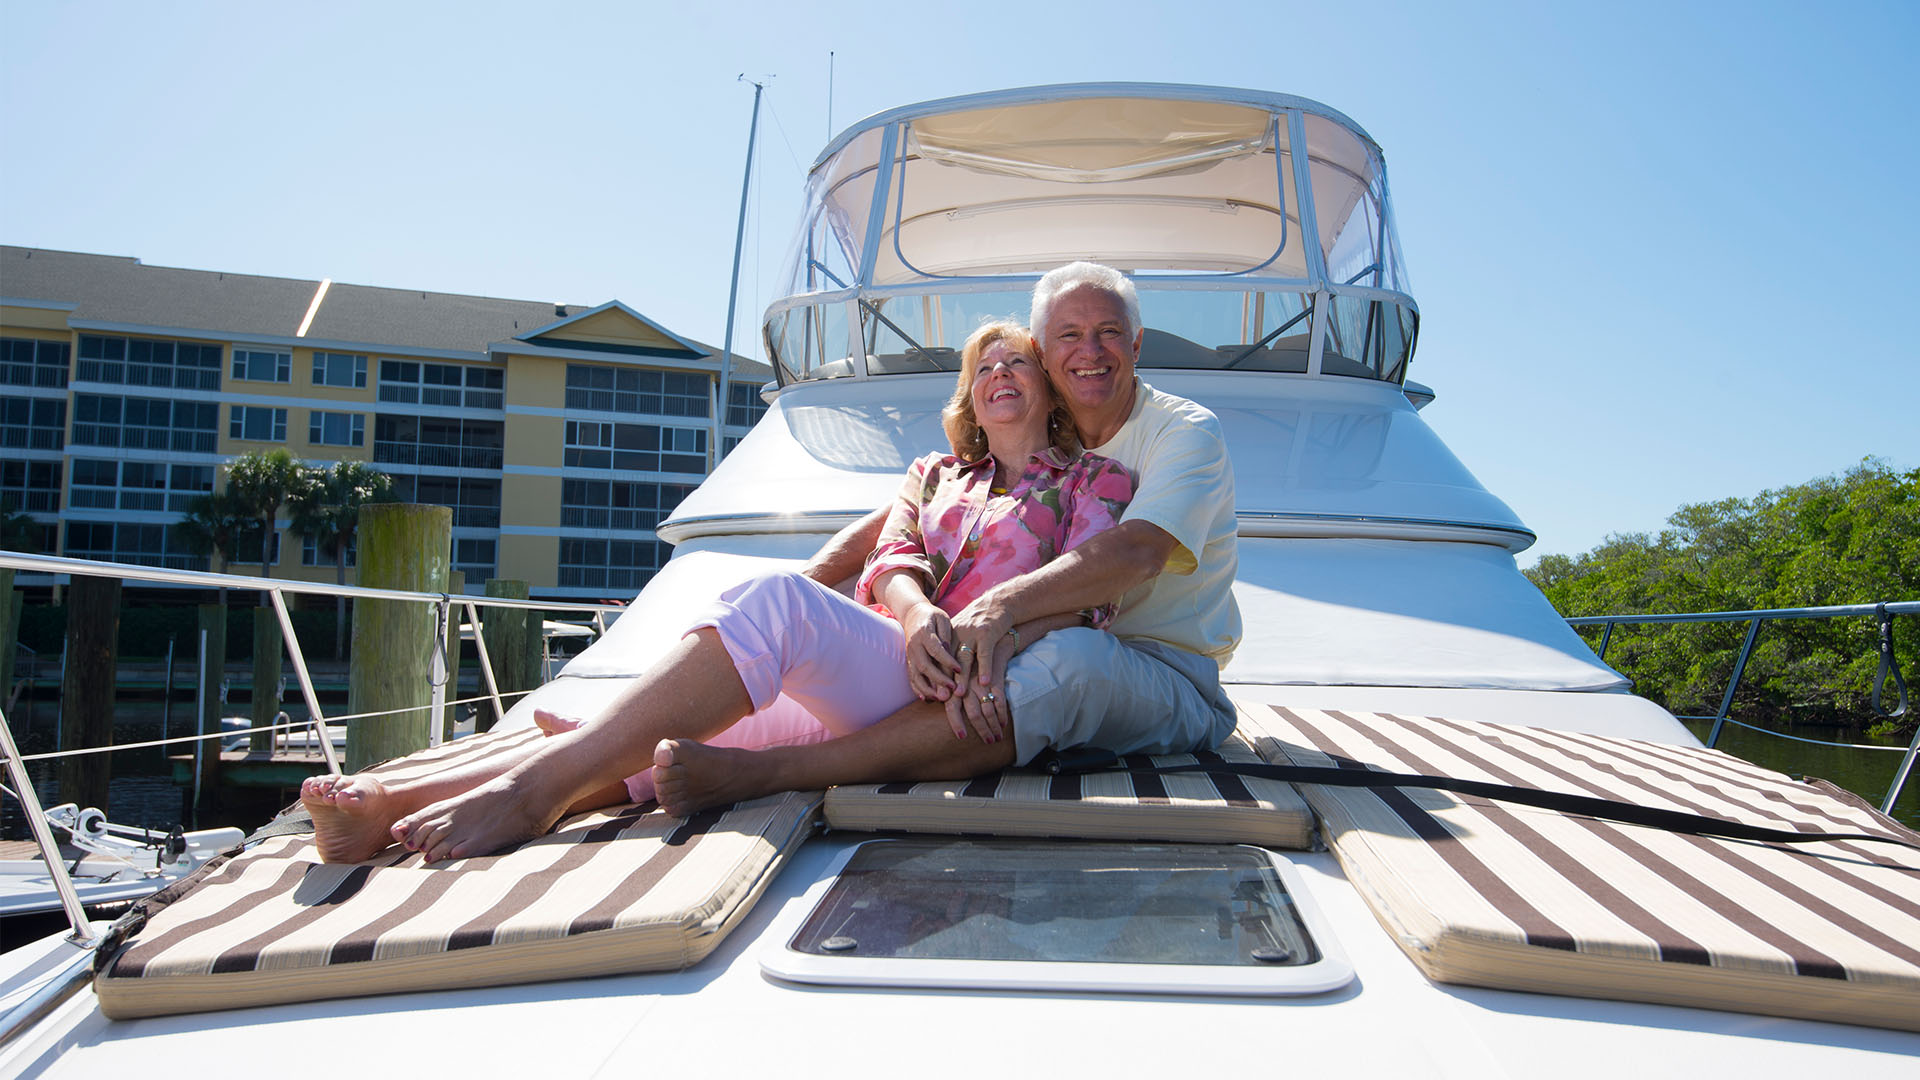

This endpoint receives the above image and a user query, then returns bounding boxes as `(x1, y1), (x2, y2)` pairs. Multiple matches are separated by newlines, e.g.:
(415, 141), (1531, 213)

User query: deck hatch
(762, 838), (1352, 995)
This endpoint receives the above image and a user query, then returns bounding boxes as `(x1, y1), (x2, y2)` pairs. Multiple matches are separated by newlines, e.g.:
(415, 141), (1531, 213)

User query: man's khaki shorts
(1003, 627), (1236, 766)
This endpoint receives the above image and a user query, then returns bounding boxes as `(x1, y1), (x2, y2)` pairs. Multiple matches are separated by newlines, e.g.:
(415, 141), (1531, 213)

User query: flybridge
(763, 84), (1416, 389)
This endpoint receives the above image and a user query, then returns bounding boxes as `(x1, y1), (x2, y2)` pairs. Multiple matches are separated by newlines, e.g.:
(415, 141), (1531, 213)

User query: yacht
(3, 84), (1914, 1076)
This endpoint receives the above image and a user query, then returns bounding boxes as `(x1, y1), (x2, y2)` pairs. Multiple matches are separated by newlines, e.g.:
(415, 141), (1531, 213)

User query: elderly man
(650, 261), (1241, 812)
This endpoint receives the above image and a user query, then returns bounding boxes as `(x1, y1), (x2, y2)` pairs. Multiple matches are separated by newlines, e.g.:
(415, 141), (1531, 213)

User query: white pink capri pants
(615, 571), (915, 802)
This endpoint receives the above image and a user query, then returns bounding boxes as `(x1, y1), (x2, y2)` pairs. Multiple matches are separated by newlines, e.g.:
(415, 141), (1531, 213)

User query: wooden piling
(347, 504), (450, 771)
(58, 576), (120, 811)
(249, 612), (283, 752)
(481, 579), (533, 731)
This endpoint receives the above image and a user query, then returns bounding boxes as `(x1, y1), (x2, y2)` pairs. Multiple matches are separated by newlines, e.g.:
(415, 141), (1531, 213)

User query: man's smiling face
(1039, 285), (1140, 425)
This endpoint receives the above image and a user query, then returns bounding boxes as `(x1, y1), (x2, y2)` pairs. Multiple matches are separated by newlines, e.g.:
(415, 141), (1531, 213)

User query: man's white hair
(1030, 262), (1141, 345)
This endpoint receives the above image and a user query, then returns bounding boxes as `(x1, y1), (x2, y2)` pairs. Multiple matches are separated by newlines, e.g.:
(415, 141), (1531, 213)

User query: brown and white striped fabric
(1240, 704), (1920, 1032)
(824, 729), (1314, 849)
(94, 730), (821, 1019)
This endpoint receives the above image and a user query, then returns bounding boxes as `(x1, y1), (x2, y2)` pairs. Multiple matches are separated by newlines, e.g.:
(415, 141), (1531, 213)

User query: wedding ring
(957, 644), (973, 654)
(982, 691), (996, 704)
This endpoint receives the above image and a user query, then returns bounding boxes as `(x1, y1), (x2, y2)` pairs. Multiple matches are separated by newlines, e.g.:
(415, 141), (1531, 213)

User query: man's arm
(977, 519), (1175, 628)
(800, 506), (889, 589)
(945, 518), (1176, 699)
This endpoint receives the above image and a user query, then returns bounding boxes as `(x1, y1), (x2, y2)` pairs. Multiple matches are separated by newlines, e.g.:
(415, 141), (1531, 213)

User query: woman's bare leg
(301, 737), (549, 863)
(391, 628), (754, 862)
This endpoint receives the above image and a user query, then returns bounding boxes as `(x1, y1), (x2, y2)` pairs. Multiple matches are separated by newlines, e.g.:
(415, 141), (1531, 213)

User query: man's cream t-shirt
(1087, 380), (1241, 665)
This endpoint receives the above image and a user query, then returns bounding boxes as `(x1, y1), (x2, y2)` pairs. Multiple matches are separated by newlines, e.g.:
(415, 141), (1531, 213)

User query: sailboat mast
(715, 77), (764, 467)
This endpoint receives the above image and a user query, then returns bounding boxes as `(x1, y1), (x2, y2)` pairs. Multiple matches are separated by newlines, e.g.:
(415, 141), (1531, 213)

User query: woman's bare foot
(534, 709), (583, 736)
(389, 774), (562, 863)
(301, 774), (405, 863)
(652, 739), (775, 817)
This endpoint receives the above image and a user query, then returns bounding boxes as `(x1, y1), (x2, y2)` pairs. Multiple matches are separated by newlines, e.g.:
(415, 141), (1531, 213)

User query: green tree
(173, 490), (253, 576)
(1526, 460), (1919, 737)
(1, 496), (40, 552)
(174, 490), (255, 606)
(225, 449), (316, 579)
(291, 460), (395, 658)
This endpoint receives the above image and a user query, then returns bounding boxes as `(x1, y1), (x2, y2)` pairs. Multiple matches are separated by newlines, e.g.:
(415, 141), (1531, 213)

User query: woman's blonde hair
(941, 321), (1077, 460)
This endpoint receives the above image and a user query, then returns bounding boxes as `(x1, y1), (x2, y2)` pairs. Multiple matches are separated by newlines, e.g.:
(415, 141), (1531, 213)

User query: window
(373, 415), (504, 470)
(560, 478), (695, 530)
(390, 473), (500, 527)
(302, 534), (356, 567)
(0, 397), (66, 451)
(1, 338), (70, 388)
(69, 459), (214, 513)
(453, 538), (496, 582)
(557, 537), (669, 591)
(763, 839), (1354, 997)
(77, 334), (220, 390)
(70, 394), (216, 453)
(312, 351), (369, 388)
(725, 381), (768, 428)
(0, 459), (62, 513)
(563, 420), (706, 474)
(565, 364), (709, 418)
(308, 410), (365, 447)
(230, 405), (288, 442)
(63, 519), (209, 570)
(231, 347), (292, 383)
(379, 360), (503, 409)
(231, 527), (282, 567)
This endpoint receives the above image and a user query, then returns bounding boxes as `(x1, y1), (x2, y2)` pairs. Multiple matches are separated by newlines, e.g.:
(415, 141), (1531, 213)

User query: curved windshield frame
(764, 89), (1415, 386)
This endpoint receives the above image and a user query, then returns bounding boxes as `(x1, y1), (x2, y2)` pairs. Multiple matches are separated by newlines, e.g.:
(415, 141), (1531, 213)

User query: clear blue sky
(4, 1), (1914, 566)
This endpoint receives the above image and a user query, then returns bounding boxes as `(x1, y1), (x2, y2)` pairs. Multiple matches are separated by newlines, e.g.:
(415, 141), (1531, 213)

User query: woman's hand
(947, 596), (1017, 743)
(901, 601), (962, 705)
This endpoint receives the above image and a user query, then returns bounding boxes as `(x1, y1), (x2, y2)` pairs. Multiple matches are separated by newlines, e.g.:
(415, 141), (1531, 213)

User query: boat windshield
(764, 87), (1415, 386)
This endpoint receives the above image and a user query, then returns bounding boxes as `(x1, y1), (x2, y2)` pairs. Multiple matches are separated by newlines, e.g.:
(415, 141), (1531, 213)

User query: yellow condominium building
(0, 246), (768, 599)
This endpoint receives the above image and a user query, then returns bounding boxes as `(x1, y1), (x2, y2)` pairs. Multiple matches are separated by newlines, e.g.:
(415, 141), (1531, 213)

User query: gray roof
(0, 245), (772, 377)
(0, 246), (588, 355)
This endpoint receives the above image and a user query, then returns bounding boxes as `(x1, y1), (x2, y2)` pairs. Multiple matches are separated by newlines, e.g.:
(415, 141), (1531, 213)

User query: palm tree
(1, 496), (39, 552)
(291, 461), (395, 658)
(225, 449), (315, 579)
(173, 490), (252, 573)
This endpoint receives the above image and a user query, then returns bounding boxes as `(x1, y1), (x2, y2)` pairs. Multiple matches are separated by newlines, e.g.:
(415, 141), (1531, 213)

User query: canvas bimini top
(762, 83), (1415, 389)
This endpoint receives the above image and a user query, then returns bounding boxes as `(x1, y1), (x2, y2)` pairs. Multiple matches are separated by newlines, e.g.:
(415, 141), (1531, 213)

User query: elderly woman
(303, 320), (1136, 863)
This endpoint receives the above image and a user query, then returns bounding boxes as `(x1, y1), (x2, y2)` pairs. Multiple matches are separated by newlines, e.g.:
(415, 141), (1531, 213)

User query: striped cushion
(94, 729), (821, 1019)
(824, 727), (1313, 849)
(1241, 704), (1920, 1032)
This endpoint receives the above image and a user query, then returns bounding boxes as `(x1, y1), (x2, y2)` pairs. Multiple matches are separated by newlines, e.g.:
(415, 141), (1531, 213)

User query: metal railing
(0, 549), (625, 959)
(1567, 600), (1919, 814)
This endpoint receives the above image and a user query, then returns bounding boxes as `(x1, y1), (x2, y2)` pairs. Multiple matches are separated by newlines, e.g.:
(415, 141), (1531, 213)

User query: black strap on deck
(1031, 747), (1920, 852)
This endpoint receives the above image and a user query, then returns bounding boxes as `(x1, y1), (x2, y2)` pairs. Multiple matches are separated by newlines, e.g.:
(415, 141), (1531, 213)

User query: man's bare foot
(389, 774), (560, 863)
(652, 739), (774, 817)
(534, 709), (583, 736)
(301, 774), (405, 863)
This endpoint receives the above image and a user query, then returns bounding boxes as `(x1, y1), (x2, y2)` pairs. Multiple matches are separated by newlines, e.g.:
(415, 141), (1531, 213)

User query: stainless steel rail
(0, 550), (630, 1040)
(1567, 600), (1920, 814)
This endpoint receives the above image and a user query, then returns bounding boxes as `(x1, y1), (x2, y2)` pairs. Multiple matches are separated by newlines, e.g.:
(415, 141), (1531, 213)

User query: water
(1679, 717), (1918, 829)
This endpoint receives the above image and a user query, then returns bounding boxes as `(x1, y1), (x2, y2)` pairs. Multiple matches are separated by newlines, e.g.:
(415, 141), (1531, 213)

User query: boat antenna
(827, 51), (834, 139)
(716, 74), (767, 468)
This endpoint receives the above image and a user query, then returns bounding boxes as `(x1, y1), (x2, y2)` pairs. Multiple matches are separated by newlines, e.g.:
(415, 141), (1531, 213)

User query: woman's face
(969, 337), (1048, 439)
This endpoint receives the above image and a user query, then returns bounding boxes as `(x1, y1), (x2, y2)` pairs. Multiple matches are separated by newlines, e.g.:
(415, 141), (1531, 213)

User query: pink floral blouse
(856, 447), (1137, 627)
